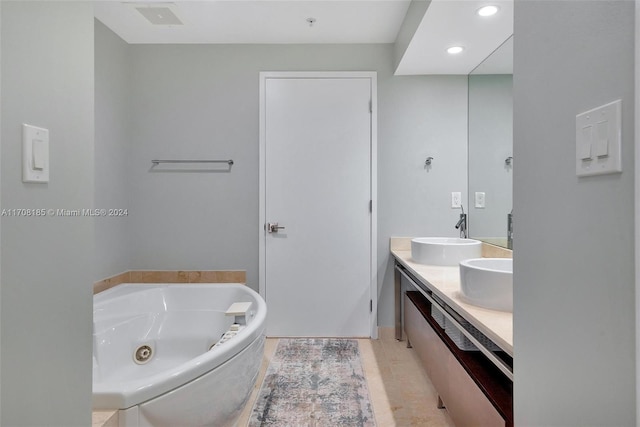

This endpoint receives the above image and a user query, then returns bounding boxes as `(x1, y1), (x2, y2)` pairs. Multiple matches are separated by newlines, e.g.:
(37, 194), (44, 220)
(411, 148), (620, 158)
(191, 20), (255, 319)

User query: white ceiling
(94, 0), (513, 75)
(94, 1), (412, 44)
(395, 0), (513, 75)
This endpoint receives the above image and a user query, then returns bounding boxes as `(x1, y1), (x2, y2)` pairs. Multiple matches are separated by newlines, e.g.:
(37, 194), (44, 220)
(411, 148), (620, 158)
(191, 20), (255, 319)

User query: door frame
(258, 71), (378, 338)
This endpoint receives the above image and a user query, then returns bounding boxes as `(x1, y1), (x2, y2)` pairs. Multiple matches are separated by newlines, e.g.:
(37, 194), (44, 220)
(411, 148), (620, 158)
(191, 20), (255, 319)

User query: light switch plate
(22, 124), (49, 183)
(575, 100), (621, 177)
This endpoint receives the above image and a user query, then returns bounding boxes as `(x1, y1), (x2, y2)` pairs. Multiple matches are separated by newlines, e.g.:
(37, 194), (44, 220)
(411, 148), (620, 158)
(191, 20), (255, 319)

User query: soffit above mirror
(395, 0), (513, 75)
(471, 36), (513, 75)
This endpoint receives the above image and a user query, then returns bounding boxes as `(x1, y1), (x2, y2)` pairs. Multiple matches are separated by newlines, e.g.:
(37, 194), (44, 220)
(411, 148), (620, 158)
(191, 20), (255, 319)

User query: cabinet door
(404, 293), (504, 427)
(404, 294), (449, 400)
(445, 350), (505, 427)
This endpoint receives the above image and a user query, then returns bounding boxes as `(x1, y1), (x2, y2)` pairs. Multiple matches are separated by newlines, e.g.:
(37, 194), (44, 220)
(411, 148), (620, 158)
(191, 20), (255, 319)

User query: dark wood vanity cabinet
(404, 291), (513, 427)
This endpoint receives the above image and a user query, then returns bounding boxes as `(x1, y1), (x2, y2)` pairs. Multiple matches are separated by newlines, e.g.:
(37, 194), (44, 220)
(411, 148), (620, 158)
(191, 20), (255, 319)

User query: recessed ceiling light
(477, 5), (499, 17)
(447, 46), (464, 55)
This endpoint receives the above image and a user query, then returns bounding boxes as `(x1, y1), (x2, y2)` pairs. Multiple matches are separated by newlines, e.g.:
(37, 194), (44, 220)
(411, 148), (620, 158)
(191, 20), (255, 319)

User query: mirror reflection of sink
(411, 237), (482, 266)
(459, 258), (513, 312)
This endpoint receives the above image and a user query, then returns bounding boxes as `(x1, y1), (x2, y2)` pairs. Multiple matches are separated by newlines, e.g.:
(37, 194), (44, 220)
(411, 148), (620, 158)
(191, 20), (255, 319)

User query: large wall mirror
(468, 36), (514, 248)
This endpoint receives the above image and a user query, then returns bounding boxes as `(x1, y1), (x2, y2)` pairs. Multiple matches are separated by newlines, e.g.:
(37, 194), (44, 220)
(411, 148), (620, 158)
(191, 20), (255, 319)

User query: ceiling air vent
(136, 6), (183, 26)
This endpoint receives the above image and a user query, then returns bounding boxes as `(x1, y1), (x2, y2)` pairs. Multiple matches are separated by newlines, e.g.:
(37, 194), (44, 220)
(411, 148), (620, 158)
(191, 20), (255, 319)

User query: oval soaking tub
(93, 283), (266, 427)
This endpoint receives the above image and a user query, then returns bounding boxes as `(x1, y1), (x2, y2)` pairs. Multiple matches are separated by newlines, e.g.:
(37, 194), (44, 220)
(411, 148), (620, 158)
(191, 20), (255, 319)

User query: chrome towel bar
(151, 159), (234, 166)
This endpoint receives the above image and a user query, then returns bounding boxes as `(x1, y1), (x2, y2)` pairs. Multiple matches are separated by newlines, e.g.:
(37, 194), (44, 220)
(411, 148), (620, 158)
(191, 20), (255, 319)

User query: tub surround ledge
(92, 410), (118, 427)
(93, 270), (247, 294)
(390, 237), (513, 355)
(93, 271), (131, 294)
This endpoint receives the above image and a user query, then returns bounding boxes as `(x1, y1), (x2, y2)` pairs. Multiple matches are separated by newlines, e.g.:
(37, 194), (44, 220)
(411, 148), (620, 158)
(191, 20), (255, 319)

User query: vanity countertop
(391, 238), (513, 356)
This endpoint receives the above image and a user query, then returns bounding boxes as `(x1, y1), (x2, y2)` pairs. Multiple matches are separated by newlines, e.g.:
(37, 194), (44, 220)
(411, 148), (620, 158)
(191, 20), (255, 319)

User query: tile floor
(238, 327), (455, 426)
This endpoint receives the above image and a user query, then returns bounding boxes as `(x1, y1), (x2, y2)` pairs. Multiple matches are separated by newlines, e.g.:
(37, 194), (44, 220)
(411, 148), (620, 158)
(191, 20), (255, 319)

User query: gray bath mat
(249, 338), (376, 426)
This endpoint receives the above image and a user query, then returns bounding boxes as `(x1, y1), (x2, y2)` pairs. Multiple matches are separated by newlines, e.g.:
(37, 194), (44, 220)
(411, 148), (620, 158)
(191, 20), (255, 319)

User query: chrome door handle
(267, 222), (285, 233)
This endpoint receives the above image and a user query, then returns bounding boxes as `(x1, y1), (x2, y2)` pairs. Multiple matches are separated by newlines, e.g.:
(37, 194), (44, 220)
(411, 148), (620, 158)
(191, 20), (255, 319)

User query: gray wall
(636, 1), (640, 422)
(95, 20), (131, 281)
(120, 43), (468, 327)
(0, 1), (3, 420)
(377, 74), (468, 325)
(1, 2), (94, 426)
(468, 74), (512, 241)
(513, 1), (635, 425)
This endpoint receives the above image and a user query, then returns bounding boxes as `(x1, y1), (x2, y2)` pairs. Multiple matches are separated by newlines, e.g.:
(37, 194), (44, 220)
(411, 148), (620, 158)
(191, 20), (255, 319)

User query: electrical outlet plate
(451, 192), (461, 208)
(475, 192), (485, 208)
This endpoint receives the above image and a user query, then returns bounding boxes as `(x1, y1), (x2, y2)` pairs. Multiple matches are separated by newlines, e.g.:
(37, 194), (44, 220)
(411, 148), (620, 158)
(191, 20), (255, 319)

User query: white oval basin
(411, 237), (482, 266)
(459, 258), (513, 312)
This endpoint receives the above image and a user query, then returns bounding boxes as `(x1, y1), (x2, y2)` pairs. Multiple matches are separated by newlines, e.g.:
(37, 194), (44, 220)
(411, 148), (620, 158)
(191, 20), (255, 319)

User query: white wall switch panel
(576, 100), (621, 177)
(475, 192), (486, 208)
(22, 124), (49, 183)
(451, 192), (461, 208)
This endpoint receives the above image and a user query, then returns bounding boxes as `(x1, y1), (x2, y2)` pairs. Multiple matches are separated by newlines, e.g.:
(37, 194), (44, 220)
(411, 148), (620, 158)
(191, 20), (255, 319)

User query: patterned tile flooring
(238, 328), (454, 426)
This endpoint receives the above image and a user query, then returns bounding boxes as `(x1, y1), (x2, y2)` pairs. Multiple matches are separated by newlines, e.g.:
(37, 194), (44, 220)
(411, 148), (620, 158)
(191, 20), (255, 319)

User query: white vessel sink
(459, 258), (513, 312)
(411, 237), (482, 266)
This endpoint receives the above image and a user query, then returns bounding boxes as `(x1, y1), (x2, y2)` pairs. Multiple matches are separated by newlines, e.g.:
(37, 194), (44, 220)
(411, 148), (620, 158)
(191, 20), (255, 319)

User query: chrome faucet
(455, 205), (467, 238)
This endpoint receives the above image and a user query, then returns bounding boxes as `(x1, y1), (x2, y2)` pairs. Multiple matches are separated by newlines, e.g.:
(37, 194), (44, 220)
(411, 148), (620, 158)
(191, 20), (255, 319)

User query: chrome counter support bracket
(395, 262), (403, 341)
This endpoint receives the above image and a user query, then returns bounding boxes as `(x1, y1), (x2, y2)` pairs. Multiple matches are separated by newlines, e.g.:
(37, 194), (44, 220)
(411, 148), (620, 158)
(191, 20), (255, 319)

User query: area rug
(249, 338), (376, 426)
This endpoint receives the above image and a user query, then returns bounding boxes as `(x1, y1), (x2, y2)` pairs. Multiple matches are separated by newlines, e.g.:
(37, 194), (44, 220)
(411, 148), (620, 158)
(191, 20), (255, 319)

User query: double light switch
(575, 100), (621, 177)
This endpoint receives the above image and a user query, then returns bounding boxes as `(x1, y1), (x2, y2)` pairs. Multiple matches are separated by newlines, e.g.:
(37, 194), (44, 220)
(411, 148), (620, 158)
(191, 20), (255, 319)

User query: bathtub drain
(134, 345), (153, 364)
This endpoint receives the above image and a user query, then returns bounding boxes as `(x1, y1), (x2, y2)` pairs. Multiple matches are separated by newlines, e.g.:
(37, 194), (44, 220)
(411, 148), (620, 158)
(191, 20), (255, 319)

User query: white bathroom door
(260, 73), (375, 337)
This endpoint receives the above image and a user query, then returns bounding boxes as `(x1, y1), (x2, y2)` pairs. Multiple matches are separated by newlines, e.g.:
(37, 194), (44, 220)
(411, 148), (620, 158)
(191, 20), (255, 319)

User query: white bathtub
(93, 283), (266, 427)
